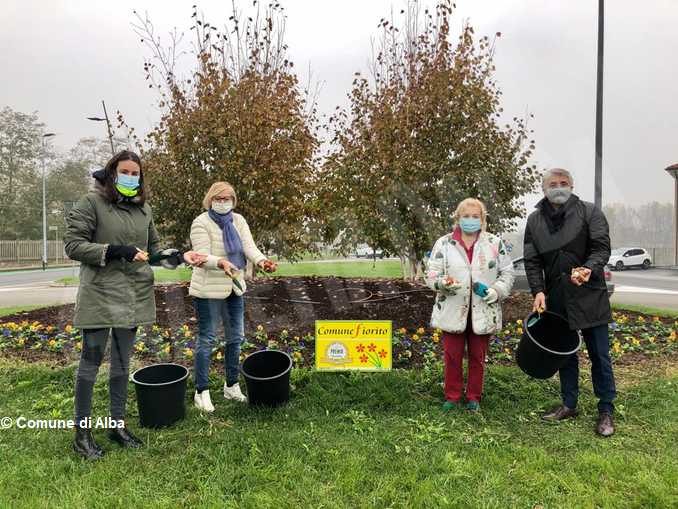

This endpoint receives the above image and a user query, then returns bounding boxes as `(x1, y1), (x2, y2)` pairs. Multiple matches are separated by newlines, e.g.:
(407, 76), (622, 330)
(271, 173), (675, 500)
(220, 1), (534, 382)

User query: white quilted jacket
(425, 231), (514, 335)
(188, 212), (267, 299)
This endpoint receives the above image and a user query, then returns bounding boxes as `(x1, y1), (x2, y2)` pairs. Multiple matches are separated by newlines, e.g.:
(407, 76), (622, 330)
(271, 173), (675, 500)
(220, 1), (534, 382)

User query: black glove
(106, 245), (139, 262)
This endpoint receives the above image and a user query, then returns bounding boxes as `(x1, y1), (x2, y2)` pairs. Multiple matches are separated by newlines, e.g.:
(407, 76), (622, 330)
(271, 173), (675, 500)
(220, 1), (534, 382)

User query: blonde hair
(202, 181), (237, 210)
(453, 198), (488, 232)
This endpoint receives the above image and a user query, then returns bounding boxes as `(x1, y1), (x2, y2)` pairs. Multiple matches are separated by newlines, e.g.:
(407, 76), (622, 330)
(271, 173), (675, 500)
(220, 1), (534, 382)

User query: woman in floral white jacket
(426, 198), (514, 411)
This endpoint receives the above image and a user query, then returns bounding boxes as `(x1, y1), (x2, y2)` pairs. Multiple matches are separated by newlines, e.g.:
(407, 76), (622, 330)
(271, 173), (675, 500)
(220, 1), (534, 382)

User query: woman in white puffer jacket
(425, 198), (514, 412)
(189, 181), (277, 412)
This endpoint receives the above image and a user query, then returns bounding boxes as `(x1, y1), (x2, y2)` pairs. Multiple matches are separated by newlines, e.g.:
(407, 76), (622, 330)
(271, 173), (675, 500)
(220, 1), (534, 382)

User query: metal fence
(0, 240), (70, 264)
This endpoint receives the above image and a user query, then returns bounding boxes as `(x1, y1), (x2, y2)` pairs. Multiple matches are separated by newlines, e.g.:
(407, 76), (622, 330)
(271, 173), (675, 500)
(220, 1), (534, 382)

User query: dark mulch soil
(1, 276), (535, 336)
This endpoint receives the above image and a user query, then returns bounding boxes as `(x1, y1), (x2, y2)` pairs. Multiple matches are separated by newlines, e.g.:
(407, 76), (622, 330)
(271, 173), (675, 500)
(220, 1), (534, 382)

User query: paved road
(0, 264), (676, 310)
(0, 266), (80, 308)
(609, 268), (678, 310)
(609, 268), (678, 292)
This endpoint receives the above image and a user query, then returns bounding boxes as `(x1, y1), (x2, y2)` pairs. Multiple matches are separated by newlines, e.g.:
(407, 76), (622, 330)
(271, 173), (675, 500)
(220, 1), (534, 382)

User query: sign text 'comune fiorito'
(315, 320), (392, 371)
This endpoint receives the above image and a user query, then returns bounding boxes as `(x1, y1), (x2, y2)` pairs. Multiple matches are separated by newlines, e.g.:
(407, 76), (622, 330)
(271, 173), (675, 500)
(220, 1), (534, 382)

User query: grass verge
(0, 359), (676, 508)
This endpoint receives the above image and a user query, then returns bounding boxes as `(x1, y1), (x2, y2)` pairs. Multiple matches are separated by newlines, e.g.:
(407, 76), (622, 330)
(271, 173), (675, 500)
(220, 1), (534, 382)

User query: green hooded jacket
(63, 176), (162, 329)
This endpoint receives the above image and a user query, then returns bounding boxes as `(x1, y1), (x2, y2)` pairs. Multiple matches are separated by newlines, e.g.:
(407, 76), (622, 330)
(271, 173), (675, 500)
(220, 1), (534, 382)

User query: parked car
(355, 244), (385, 259)
(512, 257), (615, 296)
(607, 247), (652, 271)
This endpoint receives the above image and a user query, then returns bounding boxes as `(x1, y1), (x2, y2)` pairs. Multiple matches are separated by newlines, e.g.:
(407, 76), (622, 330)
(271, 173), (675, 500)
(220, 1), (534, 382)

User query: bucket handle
(523, 311), (582, 357)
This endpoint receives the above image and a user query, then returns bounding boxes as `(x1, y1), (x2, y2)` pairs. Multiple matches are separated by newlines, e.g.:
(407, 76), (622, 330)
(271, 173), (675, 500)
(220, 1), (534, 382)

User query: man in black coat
(523, 168), (616, 437)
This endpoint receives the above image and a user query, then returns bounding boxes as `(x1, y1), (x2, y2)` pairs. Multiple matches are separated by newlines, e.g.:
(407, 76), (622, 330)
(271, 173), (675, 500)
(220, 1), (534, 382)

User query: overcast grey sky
(2, 0), (677, 211)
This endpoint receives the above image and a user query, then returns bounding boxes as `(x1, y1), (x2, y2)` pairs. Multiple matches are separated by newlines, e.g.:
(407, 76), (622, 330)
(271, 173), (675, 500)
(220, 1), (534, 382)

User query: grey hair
(542, 168), (574, 189)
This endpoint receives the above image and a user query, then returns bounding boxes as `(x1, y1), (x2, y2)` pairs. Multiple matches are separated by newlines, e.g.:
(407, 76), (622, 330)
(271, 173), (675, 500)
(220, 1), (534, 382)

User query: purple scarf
(208, 209), (246, 270)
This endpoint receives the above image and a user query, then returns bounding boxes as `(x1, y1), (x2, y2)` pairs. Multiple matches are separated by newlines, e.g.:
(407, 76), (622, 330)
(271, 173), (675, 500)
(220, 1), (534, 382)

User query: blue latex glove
(472, 281), (489, 298)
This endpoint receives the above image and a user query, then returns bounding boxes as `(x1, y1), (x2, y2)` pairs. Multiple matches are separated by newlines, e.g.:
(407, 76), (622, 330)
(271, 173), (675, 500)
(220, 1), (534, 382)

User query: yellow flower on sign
(293, 351), (303, 362)
(399, 327), (407, 334)
(183, 348), (193, 358)
(653, 316), (661, 322)
(668, 331), (676, 342)
(17, 338), (25, 347)
(637, 316), (645, 323)
(135, 342), (146, 352)
(162, 344), (171, 354)
(648, 337), (656, 344)
(516, 319), (523, 325)
(257, 325), (264, 331)
(216, 351), (223, 361)
(517, 327), (523, 335)
(432, 333), (440, 343)
(412, 334), (420, 342)
(75, 341), (82, 351)
(48, 340), (56, 347)
(416, 327), (425, 335)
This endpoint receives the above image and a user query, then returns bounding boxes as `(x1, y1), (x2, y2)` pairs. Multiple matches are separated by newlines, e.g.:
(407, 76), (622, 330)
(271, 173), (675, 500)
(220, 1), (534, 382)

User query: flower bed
(1, 310), (675, 368)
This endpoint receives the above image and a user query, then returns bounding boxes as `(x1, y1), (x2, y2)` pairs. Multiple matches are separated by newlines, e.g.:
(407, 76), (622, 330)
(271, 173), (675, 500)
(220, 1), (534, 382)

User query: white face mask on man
(545, 186), (572, 205)
(212, 200), (233, 215)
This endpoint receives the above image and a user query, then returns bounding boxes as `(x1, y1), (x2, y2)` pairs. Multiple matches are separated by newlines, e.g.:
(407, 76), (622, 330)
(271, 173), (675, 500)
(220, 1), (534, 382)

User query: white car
(355, 244), (384, 258)
(607, 247), (652, 271)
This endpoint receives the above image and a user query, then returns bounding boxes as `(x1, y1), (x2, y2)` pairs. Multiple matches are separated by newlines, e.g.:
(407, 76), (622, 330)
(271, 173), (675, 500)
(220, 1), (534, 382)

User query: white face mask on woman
(211, 200), (233, 215)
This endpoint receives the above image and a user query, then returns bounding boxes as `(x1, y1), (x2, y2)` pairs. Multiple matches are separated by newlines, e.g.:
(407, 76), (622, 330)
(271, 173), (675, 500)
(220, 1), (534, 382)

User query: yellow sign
(315, 320), (392, 371)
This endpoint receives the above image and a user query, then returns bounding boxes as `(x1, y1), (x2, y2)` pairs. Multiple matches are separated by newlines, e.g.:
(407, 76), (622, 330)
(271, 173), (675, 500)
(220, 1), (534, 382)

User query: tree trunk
(401, 252), (424, 282)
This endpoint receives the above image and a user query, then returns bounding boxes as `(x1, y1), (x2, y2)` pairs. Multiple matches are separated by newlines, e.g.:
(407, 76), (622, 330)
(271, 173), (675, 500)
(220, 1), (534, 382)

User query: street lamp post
(665, 164), (678, 267)
(594, 0), (604, 209)
(40, 133), (56, 270)
(41, 133), (56, 271)
(87, 99), (115, 156)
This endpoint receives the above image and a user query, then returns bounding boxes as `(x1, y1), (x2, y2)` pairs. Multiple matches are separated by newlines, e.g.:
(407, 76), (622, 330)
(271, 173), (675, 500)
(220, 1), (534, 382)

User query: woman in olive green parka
(64, 150), (203, 460)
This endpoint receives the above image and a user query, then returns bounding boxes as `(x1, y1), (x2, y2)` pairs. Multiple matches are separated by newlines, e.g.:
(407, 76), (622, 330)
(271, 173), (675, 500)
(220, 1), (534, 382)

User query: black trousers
(74, 327), (136, 423)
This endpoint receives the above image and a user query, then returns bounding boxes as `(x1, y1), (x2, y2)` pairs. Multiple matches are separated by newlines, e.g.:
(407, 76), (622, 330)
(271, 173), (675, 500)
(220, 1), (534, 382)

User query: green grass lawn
(0, 359), (676, 508)
(612, 303), (678, 319)
(0, 305), (48, 318)
(55, 260), (404, 286)
(265, 259), (402, 278)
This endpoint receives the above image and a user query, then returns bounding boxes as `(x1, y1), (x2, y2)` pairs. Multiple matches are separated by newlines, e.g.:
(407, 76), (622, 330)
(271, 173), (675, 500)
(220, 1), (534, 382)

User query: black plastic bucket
(241, 350), (292, 407)
(131, 363), (189, 428)
(516, 311), (582, 379)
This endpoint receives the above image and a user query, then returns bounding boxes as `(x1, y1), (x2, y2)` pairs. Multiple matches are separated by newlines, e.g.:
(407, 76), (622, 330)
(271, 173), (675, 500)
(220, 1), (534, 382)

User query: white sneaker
(194, 390), (215, 412)
(223, 382), (247, 402)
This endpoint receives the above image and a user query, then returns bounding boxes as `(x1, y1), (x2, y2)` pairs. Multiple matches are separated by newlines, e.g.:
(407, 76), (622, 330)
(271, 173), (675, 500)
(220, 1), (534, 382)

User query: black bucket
(131, 363), (189, 428)
(241, 350), (292, 407)
(516, 311), (582, 379)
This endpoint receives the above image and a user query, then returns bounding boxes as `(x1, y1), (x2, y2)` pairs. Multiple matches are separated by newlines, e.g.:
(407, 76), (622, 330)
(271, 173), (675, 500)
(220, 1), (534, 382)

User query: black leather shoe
(596, 412), (615, 437)
(107, 426), (143, 448)
(541, 404), (579, 422)
(73, 427), (104, 460)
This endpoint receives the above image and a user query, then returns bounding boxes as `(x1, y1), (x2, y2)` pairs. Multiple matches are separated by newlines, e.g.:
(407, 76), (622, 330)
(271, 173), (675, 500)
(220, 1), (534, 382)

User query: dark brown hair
(100, 150), (146, 205)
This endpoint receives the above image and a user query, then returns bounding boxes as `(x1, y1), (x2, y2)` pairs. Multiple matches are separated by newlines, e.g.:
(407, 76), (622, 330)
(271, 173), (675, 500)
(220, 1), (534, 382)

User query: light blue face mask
(459, 217), (482, 233)
(116, 173), (140, 190)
